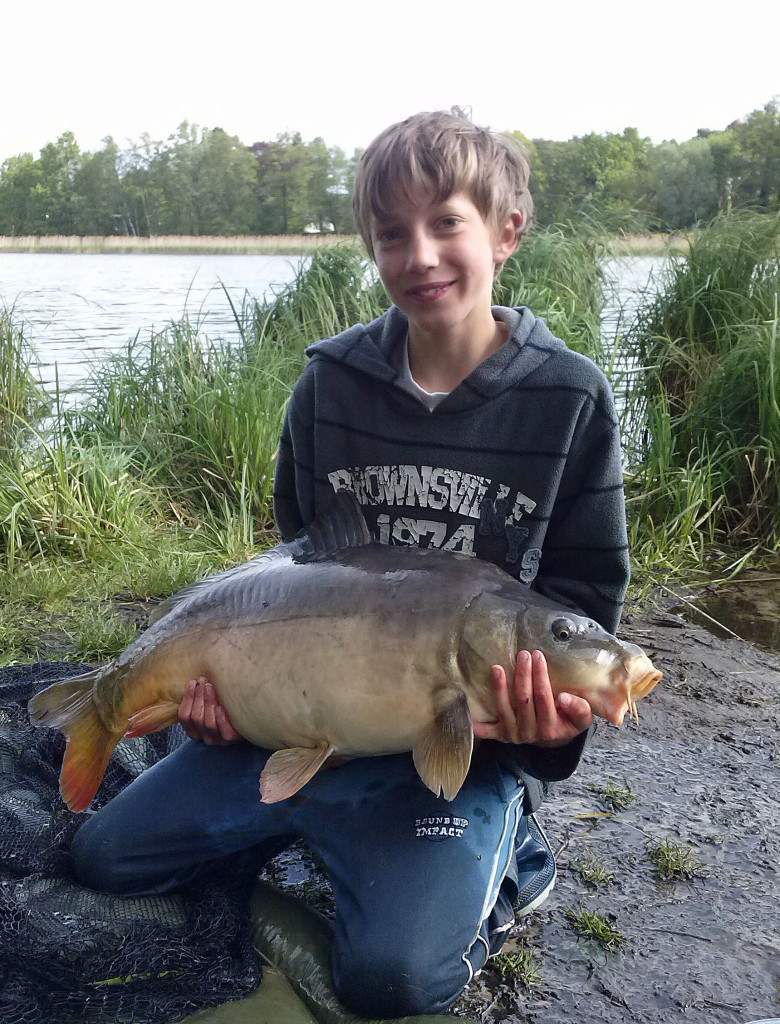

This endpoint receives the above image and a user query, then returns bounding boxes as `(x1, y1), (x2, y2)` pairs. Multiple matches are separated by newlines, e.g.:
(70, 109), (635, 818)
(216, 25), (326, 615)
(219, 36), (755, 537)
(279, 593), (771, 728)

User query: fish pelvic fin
(260, 742), (335, 803)
(125, 701), (181, 738)
(28, 670), (122, 812)
(413, 689), (473, 801)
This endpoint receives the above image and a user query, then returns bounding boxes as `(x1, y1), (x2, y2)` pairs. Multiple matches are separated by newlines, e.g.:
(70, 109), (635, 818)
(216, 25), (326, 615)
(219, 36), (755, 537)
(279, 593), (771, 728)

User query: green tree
(32, 132), (81, 233)
(0, 153), (42, 234)
(726, 100), (780, 211)
(71, 137), (124, 234)
(530, 139), (582, 224)
(646, 137), (719, 227)
(118, 134), (168, 235)
(253, 132), (313, 233)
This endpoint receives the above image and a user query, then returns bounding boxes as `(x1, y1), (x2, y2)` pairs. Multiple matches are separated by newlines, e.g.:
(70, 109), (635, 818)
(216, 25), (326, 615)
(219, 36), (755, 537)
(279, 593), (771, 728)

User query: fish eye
(551, 617), (575, 643)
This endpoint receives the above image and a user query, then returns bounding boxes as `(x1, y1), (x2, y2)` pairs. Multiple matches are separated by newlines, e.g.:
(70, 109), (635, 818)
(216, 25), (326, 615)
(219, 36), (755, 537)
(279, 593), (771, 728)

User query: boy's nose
(405, 231), (438, 273)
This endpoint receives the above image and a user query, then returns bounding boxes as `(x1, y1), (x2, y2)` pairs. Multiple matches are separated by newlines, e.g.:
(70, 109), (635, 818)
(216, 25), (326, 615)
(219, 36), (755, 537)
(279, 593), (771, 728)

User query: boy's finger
(177, 677), (198, 723)
(491, 665), (520, 742)
(214, 705), (237, 742)
(200, 682), (221, 741)
(530, 650), (558, 723)
(556, 692), (593, 732)
(512, 651), (535, 740)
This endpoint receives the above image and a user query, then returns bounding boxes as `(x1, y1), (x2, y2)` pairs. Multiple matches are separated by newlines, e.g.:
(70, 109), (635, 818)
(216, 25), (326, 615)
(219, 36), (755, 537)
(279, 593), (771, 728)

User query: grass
(564, 907), (626, 949)
(492, 945), (543, 987)
(496, 225), (606, 362)
(646, 837), (701, 881)
(0, 306), (50, 448)
(589, 778), (637, 811)
(621, 212), (780, 581)
(574, 853), (614, 887)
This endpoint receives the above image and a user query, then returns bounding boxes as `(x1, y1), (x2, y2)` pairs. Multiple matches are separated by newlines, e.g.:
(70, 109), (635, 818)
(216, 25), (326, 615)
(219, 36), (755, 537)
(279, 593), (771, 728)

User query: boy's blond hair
(352, 107), (534, 260)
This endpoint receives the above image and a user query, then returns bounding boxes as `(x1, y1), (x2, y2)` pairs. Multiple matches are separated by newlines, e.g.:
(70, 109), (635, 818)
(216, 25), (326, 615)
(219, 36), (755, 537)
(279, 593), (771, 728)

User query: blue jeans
(72, 741), (526, 1017)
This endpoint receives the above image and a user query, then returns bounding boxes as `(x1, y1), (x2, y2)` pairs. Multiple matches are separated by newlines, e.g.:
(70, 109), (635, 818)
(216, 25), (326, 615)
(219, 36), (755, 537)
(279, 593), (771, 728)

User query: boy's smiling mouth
(406, 281), (456, 301)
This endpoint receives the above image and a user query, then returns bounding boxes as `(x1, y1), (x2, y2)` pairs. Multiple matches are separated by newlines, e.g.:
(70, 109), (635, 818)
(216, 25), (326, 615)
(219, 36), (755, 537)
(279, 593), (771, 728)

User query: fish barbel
(29, 492), (661, 812)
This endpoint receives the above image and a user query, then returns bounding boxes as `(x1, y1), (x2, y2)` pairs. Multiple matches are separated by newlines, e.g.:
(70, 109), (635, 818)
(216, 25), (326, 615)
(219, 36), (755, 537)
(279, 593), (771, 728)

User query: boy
(73, 109), (629, 1017)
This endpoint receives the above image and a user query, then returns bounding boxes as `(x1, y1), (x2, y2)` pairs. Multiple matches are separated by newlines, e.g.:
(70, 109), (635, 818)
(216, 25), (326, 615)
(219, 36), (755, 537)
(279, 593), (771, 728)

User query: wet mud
(454, 596), (780, 1024)
(260, 595), (780, 1024)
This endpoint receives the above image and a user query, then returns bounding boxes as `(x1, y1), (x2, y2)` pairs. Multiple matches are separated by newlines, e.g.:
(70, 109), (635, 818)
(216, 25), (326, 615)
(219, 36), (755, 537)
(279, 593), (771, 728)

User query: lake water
(0, 251), (666, 394)
(0, 252), (305, 391)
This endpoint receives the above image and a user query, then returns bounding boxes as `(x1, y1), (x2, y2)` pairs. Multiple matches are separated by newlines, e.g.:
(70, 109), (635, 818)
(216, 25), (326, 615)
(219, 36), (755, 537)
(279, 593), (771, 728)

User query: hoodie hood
(304, 305), (568, 414)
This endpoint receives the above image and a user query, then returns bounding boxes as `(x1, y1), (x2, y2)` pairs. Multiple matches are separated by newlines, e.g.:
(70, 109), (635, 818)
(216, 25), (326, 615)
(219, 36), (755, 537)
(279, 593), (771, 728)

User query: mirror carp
(29, 492), (661, 811)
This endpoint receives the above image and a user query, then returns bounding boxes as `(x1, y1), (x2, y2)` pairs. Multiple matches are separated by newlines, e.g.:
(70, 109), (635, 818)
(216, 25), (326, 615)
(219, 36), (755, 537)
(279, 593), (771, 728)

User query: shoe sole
(515, 867), (556, 917)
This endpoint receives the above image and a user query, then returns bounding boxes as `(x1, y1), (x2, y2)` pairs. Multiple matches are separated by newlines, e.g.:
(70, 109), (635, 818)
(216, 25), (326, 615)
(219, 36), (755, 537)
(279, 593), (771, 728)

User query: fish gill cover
(0, 662), (261, 1024)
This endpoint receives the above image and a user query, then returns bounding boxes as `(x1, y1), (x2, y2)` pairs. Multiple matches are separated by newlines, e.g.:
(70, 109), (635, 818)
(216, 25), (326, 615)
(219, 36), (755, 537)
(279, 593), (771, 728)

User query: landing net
(0, 662), (262, 1024)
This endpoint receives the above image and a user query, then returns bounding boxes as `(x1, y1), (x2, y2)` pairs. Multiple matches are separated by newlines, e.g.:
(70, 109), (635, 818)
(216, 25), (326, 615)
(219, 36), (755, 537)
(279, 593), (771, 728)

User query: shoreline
(0, 233), (356, 255)
(0, 232), (687, 257)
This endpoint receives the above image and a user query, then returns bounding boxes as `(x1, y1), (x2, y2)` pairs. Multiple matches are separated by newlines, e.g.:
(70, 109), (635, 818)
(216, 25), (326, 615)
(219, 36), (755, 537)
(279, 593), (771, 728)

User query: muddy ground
(459, 594), (780, 1024)
(262, 592), (780, 1024)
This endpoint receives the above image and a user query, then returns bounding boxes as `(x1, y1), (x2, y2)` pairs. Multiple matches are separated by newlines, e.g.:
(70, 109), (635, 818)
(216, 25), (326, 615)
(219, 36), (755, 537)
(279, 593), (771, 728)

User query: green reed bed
(622, 213), (780, 577)
(15, 219), (780, 661)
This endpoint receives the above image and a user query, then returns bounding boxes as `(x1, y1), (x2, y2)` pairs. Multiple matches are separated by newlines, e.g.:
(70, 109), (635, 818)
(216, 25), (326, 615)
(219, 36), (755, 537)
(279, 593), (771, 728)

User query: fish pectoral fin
(413, 689), (473, 801)
(260, 743), (335, 803)
(125, 701), (181, 738)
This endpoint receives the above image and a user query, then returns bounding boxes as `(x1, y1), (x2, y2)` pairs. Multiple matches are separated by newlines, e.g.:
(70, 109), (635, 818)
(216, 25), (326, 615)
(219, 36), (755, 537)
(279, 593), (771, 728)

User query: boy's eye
(440, 216), (461, 228)
(375, 228), (401, 243)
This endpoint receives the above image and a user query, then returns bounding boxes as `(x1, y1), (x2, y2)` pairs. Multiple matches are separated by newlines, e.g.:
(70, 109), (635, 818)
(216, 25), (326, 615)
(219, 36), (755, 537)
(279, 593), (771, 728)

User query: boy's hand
(178, 677), (244, 745)
(473, 650), (593, 746)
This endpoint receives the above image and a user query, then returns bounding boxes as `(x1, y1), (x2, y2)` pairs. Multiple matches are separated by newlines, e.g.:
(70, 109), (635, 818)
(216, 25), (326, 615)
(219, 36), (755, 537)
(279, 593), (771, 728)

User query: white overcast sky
(2, 0), (778, 162)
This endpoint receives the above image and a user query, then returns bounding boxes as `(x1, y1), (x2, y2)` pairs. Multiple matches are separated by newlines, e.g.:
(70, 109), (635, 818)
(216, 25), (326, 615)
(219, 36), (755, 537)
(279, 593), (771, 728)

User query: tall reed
(496, 225), (607, 362)
(623, 213), (780, 567)
(0, 306), (50, 447)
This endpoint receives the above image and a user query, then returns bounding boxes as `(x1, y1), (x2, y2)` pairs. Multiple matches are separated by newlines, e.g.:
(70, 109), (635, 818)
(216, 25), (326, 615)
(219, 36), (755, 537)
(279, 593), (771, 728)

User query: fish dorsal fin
(148, 491), (371, 625)
(285, 489), (372, 563)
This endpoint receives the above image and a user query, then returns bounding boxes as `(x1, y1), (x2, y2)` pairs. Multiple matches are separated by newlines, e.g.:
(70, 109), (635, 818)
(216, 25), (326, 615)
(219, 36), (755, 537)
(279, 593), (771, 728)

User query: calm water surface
(0, 252), (665, 394)
(0, 252), (304, 391)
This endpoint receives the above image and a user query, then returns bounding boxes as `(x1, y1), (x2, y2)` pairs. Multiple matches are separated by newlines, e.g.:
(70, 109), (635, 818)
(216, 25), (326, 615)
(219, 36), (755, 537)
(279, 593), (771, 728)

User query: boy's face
(369, 186), (520, 345)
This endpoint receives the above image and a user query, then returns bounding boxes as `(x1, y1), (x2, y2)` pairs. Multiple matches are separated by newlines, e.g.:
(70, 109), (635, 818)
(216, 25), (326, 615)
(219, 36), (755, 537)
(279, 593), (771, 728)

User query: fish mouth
(623, 654), (663, 721)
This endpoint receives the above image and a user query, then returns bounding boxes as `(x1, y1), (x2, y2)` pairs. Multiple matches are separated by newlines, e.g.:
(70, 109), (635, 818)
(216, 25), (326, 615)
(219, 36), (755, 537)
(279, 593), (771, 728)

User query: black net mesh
(0, 662), (262, 1024)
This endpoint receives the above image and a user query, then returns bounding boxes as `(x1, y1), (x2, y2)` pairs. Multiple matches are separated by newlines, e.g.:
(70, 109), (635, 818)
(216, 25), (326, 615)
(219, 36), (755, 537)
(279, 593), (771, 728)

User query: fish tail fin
(28, 669), (101, 730)
(28, 669), (122, 812)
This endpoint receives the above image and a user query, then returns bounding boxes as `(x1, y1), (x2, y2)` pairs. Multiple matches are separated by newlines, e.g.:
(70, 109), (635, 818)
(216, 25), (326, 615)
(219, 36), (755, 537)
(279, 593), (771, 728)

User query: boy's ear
(493, 210), (523, 262)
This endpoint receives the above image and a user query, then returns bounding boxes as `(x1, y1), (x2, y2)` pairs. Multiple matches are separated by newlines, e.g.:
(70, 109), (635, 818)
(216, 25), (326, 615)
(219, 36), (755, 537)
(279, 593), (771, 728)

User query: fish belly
(136, 612), (459, 758)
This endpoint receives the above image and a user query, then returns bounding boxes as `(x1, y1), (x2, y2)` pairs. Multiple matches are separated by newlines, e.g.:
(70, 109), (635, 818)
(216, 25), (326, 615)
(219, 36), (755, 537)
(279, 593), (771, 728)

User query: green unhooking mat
(0, 663), (476, 1024)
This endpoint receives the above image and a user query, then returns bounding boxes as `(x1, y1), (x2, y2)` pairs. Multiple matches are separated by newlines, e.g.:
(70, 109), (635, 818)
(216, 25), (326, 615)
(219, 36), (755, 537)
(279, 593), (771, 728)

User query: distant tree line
(0, 101), (777, 237)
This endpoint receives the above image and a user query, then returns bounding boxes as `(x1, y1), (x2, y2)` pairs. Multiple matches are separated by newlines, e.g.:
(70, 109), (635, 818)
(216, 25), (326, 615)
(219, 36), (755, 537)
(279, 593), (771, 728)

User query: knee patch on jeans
(332, 944), (467, 1017)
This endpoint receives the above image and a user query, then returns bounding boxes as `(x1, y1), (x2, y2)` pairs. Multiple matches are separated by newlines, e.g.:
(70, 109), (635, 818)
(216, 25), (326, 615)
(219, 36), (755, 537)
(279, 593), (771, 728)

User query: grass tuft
(492, 945), (543, 987)
(646, 837), (701, 881)
(565, 906), (627, 949)
(589, 778), (637, 811)
(574, 853), (614, 887)
(623, 213), (780, 576)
